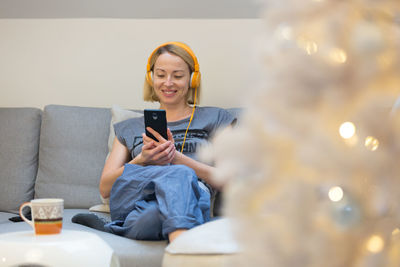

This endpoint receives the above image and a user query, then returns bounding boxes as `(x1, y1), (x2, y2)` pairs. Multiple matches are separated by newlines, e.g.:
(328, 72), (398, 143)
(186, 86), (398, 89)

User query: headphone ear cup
(190, 71), (200, 88)
(189, 72), (194, 88)
(146, 71), (153, 86)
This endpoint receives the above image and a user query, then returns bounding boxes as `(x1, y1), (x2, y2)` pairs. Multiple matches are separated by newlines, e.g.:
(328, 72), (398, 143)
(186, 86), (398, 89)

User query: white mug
(19, 198), (64, 235)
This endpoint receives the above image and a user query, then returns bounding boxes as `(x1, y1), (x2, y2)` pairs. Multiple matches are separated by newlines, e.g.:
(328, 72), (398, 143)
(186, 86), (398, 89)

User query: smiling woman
(73, 42), (237, 244)
(144, 42), (200, 121)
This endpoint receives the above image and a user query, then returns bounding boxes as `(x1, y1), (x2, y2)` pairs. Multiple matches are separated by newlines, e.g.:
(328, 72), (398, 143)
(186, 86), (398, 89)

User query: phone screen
(144, 109), (168, 141)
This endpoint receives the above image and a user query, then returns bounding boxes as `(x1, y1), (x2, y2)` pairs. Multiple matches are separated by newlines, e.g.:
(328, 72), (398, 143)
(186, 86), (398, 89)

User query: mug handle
(19, 202), (34, 229)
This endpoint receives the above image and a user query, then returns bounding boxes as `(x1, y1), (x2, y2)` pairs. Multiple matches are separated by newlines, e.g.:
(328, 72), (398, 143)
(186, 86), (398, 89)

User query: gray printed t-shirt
(114, 106), (236, 161)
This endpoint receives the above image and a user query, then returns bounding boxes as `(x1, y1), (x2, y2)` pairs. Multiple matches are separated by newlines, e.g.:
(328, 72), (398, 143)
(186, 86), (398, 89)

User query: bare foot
(168, 229), (187, 243)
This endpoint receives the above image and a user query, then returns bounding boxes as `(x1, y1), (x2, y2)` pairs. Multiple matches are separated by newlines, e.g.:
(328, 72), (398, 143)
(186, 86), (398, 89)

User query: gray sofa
(0, 105), (164, 267)
(0, 104), (239, 267)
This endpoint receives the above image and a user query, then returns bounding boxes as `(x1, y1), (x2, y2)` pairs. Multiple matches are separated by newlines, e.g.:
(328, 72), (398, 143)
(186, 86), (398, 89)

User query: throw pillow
(89, 105), (142, 213)
(165, 218), (240, 254)
(107, 104), (143, 159)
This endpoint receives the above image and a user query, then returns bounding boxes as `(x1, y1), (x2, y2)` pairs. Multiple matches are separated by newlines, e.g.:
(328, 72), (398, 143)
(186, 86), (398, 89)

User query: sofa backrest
(0, 107), (42, 213)
(34, 105), (111, 209)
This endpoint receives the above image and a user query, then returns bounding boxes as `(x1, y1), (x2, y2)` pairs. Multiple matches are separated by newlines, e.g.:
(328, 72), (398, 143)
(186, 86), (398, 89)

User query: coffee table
(0, 230), (120, 267)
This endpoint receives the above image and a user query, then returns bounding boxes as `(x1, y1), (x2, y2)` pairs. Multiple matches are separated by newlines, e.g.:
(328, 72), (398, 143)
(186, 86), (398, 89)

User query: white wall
(0, 19), (263, 109)
(0, 0), (261, 19)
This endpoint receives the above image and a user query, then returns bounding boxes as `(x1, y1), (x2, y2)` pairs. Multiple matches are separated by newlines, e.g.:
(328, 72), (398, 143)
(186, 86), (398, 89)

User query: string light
(328, 186), (344, 202)
(365, 136), (379, 151)
(366, 235), (384, 253)
(297, 36), (318, 55)
(339, 122), (356, 139)
(329, 48), (347, 64)
(306, 42), (318, 55)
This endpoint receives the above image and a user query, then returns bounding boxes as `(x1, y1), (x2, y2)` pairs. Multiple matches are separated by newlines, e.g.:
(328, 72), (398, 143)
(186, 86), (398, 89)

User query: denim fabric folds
(104, 164), (210, 240)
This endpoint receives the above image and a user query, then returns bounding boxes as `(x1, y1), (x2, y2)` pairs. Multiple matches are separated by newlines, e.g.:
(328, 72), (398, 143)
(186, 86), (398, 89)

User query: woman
(76, 42), (236, 242)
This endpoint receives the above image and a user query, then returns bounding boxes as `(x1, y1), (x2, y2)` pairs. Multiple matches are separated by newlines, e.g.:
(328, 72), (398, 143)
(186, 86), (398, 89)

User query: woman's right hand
(136, 136), (175, 166)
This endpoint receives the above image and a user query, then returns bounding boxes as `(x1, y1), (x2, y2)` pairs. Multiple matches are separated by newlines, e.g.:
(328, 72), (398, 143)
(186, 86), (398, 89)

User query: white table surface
(0, 230), (119, 267)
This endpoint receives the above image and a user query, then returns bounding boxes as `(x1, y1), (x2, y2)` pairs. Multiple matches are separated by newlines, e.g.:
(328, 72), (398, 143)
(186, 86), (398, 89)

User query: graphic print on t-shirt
(172, 129), (209, 154)
(133, 136), (144, 149)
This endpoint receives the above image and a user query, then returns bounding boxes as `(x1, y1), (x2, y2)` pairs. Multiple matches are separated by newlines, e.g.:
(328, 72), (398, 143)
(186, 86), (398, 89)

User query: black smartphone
(144, 109), (168, 141)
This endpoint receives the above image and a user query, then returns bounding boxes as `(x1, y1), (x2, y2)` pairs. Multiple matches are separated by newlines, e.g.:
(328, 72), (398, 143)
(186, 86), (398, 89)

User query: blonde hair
(143, 43), (201, 105)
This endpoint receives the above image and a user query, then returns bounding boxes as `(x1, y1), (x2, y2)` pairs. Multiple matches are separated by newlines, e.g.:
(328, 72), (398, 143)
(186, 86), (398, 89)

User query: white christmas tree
(208, 0), (400, 266)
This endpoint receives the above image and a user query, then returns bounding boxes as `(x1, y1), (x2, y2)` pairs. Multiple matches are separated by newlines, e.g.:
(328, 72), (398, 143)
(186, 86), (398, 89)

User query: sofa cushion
(35, 105), (111, 208)
(89, 105), (142, 213)
(0, 108), (42, 213)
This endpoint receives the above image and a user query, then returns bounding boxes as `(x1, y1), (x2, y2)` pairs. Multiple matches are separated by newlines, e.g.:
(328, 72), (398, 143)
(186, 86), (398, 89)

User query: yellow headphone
(146, 41), (200, 153)
(145, 41), (201, 89)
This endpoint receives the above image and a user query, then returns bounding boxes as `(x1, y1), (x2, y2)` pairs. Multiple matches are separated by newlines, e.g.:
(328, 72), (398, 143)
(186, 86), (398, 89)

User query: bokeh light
(339, 122), (356, 139)
(366, 235), (384, 253)
(328, 186), (344, 202)
(330, 48), (347, 64)
(365, 136), (379, 151)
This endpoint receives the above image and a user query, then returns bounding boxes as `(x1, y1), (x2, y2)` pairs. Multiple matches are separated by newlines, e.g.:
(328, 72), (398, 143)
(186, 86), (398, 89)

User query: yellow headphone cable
(180, 86), (197, 153)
